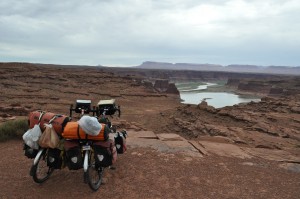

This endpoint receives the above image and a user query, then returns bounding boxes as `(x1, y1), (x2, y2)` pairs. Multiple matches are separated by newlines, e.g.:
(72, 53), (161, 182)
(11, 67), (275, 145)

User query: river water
(176, 82), (260, 108)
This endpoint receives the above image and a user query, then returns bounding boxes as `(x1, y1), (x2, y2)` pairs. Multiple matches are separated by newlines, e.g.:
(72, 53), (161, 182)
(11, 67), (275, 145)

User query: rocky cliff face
(226, 78), (240, 87)
(166, 83), (180, 95)
(154, 80), (170, 92)
(154, 79), (180, 94)
(269, 87), (284, 95)
(226, 77), (300, 96)
(238, 82), (271, 93)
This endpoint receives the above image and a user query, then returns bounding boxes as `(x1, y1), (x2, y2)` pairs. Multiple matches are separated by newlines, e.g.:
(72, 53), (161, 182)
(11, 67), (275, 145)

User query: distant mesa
(137, 61), (223, 71)
(135, 61), (300, 75)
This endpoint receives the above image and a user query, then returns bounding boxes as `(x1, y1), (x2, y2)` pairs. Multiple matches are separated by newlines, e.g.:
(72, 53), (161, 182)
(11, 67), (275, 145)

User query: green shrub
(0, 119), (28, 142)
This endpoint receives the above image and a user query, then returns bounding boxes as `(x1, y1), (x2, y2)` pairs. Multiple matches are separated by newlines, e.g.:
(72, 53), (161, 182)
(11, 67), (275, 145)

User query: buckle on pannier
(23, 143), (38, 159)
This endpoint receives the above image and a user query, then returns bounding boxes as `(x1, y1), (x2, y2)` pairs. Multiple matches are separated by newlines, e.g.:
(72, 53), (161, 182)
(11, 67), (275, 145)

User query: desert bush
(0, 119), (28, 142)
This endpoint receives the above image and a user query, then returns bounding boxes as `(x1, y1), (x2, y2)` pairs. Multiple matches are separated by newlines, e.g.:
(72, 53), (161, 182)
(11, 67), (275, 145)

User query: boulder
(291, 107), (300, 114)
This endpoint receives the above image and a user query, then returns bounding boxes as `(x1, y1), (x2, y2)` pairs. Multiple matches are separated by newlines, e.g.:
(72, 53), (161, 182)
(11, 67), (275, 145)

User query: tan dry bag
(39, 124), (60, 148)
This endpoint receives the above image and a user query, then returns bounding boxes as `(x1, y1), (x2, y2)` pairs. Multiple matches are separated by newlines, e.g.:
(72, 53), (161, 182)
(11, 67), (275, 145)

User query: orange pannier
(28, 111), (70, 135)
(62, 122), (108, 141)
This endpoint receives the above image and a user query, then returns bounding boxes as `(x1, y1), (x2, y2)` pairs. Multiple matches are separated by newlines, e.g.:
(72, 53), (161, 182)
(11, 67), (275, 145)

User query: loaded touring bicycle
(23, 99), (127, 191)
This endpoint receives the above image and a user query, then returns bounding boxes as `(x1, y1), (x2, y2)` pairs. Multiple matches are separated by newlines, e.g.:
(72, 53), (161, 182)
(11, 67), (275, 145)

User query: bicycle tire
(31, 150), (54, 183)
(85, 152), (104, 191)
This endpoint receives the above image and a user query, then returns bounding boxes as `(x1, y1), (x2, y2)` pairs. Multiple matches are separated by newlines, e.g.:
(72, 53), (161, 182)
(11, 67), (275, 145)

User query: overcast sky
(0, 0), (299, 67)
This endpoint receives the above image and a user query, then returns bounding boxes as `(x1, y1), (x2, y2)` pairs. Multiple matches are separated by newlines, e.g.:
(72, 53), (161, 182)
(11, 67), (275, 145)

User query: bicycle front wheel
(85, 153), (104, 191)
(31, 150), (54, 183)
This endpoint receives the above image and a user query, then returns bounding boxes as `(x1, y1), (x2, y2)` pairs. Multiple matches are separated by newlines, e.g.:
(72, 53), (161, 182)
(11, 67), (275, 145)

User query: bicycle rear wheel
(30, 150), (54, 183)
(85, 153), (104, 191)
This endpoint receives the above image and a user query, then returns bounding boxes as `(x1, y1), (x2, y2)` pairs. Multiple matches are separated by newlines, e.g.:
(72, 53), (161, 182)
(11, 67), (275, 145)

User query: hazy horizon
(2, 60), (300, 69)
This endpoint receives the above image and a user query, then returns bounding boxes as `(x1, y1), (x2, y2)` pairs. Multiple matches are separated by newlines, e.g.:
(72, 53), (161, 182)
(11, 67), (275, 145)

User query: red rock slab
(126, 130), (158, 139)
(127, 133), (202, 157)
(163, 140), (202, 157)
(188, 140), (208, 156)
(243, 147), (300, 163)
(156, 133), (186, 141)
(198, 141), (252, 159)
(127, 137), (169, 152)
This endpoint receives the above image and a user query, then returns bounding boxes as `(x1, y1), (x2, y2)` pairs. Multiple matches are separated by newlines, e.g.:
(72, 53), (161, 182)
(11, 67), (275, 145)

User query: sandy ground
(1, 139), (300, 199)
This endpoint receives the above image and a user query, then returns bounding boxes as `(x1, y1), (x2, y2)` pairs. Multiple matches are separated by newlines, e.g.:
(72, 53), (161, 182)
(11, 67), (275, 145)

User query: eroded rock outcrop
(154, 79), (180, 94)
(161, 95), (300, 150)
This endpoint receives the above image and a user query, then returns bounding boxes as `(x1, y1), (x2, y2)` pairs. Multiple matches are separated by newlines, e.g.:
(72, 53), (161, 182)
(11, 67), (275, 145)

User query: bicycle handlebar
(70, 103), (121, 118)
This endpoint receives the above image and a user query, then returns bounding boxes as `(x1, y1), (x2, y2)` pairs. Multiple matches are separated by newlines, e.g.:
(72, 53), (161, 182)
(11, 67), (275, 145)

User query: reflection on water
(177, 82), (260, 108)
(180, 92), (260, 108)
(180, 83), (217, 92)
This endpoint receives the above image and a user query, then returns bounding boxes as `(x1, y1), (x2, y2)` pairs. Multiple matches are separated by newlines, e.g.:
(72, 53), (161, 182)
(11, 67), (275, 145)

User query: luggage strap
(49, 115), (57, 124)
(38, 111), (45, 124)
(49, 114), (63, 124)
(77, 125), (88, 140)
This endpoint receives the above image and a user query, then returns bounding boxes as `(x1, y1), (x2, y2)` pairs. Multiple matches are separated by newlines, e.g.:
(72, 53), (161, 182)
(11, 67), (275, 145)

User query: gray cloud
(0, 0), (299, 66)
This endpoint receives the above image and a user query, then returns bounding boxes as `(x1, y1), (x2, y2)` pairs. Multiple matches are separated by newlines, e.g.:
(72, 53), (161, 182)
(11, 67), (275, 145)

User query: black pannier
(114, 130), (127, 154)
(93, 145), (113, 168)
(23, 143), (38, 159)
(64, 140), (83, 170)
(47, 148), (63, 169)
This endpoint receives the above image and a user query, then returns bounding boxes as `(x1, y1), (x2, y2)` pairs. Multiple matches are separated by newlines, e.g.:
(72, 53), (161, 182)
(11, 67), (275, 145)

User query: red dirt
(1, 140), (300, 199)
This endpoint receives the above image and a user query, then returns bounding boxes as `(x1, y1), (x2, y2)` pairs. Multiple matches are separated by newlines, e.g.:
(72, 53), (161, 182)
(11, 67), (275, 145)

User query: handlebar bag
(62, 122), (109, 141)
(29, 111), (70, 135)
(93, 140), (117, 168)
